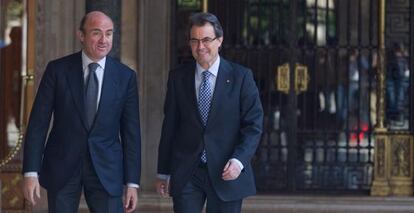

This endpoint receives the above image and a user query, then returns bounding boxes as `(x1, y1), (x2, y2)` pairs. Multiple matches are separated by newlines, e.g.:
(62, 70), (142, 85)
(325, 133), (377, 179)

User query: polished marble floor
(33, 192), (414, 213)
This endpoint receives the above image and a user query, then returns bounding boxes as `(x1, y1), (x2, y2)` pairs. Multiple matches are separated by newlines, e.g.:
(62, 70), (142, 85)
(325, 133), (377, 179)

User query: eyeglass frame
(189, 37), (218, 46)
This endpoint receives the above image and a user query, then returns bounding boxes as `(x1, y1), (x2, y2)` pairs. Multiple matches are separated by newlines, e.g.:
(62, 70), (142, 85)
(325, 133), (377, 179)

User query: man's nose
(98, 35), (105, 42)
(196, 41), (206, 48)
(99, 34), (111, 43)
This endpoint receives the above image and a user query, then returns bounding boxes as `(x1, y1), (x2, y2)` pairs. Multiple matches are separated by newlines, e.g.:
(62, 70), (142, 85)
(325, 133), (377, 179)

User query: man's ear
(77, 30), (84, 43)
(218, 37), (223, 49)
(217, 37), (223, 43)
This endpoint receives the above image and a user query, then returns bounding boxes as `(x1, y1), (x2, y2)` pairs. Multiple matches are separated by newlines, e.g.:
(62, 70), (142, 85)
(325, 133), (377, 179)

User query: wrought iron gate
(172, 0), (412, 194)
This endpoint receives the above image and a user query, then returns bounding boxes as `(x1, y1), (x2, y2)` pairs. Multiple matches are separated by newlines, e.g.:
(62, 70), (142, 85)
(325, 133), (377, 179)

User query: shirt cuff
(157, 174), (170, 180)
(24, 172), (38, 177)
(230, 158), (244, 170)
(127, 183), (139, 188)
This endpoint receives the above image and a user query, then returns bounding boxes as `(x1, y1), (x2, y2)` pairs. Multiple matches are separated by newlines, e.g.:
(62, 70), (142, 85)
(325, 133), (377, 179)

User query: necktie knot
(202, 70), (212, 81)
(88, 63), (99, 74)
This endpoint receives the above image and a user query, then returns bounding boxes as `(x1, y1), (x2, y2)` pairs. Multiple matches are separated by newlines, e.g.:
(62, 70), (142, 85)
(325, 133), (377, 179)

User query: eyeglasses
(189, 37), (217, 46)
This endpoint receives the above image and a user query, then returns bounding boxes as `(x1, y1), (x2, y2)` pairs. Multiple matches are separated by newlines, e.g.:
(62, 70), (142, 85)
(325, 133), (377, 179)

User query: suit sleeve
(121, 71), (141, 185)
(157, 70), (178, 175)
(23, 62), (56, 173)
(232, 69), (263, 168)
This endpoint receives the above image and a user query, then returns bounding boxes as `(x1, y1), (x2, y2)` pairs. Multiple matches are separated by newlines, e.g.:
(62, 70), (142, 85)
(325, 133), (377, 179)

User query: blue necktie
(85, 63), (99, 129)
(198, 71), (213, 163)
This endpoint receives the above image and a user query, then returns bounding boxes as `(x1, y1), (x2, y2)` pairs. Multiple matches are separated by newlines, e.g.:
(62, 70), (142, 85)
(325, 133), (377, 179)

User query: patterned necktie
(85, 63), (99, 128)
(198, 70), (213, 163)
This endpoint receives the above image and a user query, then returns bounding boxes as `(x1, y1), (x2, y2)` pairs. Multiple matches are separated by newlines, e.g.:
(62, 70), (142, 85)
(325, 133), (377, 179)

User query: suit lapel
(65, 52), (89, 130)
(93, 57), (118, 128)
(182, 63), (204, 126)
(207, 59), (233, 128)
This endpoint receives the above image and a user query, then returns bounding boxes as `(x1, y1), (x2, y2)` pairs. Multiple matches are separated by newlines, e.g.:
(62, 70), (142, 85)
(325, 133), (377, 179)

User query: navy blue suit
(23, 51), (141, 197)
(158, 58), (263, 203)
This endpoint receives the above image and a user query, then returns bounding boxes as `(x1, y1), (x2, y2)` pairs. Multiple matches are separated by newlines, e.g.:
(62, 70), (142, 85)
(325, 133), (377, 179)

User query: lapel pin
(226, 79), (230, 83)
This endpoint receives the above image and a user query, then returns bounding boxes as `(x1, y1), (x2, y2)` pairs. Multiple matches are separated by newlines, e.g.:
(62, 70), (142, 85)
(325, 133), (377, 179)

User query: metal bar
(326, 0), (329, 46)
(258, 0), (263, 46)
(270, 0), (275, 46)
(345, 0), (352, 162)
(369, 0), (374, 47)
(376, 0), (386, 130)
(410, 0), (414, 132)
(323, 0), (330, 165)
(235, 0), (242, 46)
(367, 0), (374, 163)
(312, 0), (318, 131)
(333, 0), (340, 162)
(202, 0), (208, 12)
(303, 0), (307, 45)
(225, 0), (230, 45)
(356, 0), (363, 162)
(281, 0), (285, 46)
(248, 0), (253, 47)
(288, 0), (299, 192)
(314, 0), (318, 45)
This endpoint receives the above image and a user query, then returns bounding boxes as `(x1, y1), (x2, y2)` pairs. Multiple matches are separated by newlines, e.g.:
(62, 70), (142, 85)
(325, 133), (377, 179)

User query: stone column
(35, 0), (84, 84)
(33, 1), (85, 211)
(120, 0), (137, 71)
(137, 0), (171, 192)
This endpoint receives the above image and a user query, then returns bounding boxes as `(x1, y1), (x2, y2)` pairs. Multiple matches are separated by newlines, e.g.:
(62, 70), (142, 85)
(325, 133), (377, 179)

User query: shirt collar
(82, 51), (106, 71)
(196, 56), (220, 77)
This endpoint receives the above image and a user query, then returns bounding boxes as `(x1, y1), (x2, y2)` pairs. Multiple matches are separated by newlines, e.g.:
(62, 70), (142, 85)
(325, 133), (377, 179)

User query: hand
(124, 187), (138, 213)
(222, 160), (242, 181)
(23, 176), (41, 205)
(155, 178), (169, 198)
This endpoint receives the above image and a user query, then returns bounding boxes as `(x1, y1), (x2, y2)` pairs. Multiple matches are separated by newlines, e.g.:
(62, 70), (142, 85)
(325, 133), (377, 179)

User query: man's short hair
(79, 14), (88, 32)
(78, 11), (112, 33)
(188, 12), (223, 38)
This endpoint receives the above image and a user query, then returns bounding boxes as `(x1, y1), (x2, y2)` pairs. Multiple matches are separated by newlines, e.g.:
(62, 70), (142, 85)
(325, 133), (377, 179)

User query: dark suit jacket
(157, 58), (263, 201)
(23, 51), (141, 196)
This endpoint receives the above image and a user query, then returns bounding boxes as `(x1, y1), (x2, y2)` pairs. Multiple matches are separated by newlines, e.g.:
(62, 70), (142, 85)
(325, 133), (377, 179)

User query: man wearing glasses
(156, 12), (263, 213)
